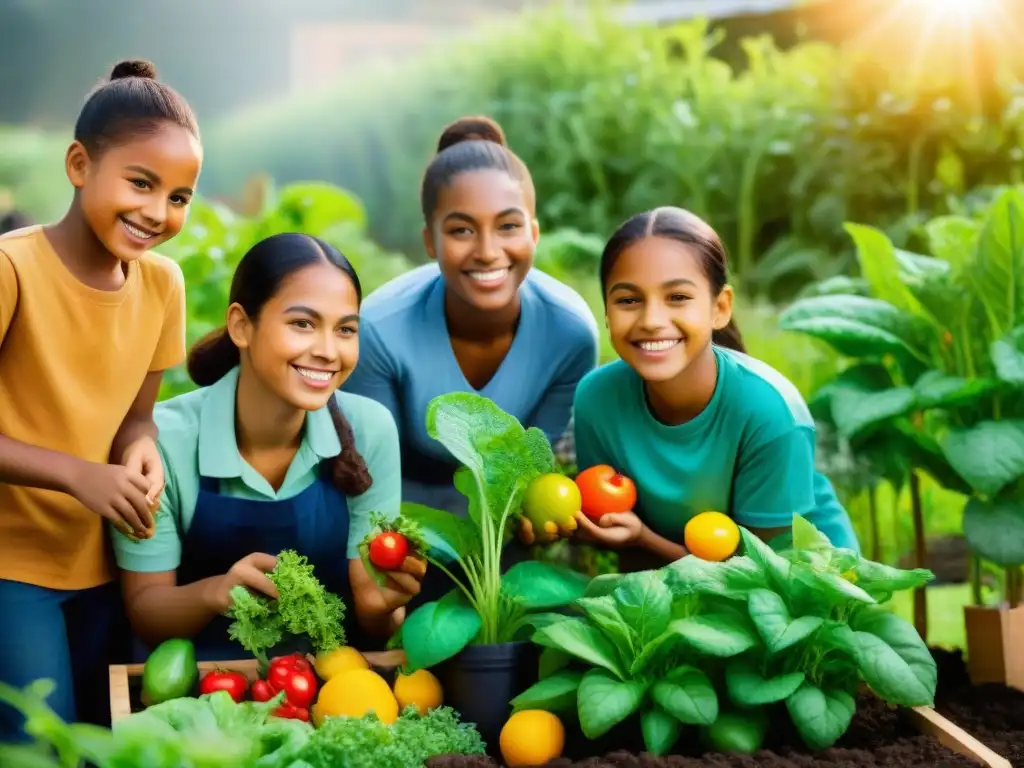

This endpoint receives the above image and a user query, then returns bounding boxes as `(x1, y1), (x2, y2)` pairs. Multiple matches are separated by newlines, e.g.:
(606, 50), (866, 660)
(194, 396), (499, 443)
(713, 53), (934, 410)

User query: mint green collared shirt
(112, 367), (401, 573)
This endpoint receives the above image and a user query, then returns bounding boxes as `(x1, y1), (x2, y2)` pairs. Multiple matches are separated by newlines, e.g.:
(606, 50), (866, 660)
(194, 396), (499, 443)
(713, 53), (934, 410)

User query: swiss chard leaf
(740, 528), (791, 590)
(399, 502), (480, 561)
(577, 595), (637, 662)
(962, 496), (1024, 567)
(426, 393), (555, 524)
(940, 420), (1024, 498)
(665, 554), (768, 599)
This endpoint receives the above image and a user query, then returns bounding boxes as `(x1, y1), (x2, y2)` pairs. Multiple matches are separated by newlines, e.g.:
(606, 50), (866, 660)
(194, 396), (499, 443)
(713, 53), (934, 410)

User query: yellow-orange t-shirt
(0, 226), (186, 590)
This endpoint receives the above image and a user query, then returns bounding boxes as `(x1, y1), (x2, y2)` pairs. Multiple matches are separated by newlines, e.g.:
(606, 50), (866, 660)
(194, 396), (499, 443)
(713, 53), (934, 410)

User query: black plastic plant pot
(435, 641), (540, 753)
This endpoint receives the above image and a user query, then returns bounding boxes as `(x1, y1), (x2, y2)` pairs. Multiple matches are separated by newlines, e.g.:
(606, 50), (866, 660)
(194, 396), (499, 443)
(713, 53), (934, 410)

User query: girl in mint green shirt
(111, 233), (425, 660)
(529, 207), (858, 564)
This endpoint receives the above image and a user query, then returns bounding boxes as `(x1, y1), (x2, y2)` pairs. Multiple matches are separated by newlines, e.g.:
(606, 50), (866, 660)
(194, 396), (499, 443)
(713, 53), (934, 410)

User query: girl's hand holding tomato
(352, 553), (427, 615)
(576, 465), (637, 521)
(573, 509), (646, 548)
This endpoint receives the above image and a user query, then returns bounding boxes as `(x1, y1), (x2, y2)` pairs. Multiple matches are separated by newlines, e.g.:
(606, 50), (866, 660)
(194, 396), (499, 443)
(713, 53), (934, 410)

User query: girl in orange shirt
(0, 59), (202, 738)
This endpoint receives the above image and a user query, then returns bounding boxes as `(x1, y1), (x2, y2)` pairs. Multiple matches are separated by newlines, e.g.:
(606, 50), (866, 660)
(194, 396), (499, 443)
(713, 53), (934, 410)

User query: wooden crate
(108, 652), (1010, 767)
(108, 649), (405, 723)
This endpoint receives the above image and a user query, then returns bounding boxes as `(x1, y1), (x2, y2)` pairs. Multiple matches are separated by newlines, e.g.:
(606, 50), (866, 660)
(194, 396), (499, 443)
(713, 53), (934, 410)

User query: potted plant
(373, 392), (591, 745)
(778, 186), (1024, 691)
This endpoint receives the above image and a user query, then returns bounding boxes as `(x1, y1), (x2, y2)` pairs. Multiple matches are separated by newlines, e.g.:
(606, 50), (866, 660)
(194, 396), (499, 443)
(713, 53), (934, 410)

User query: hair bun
(437, 116), (506, 153)
(110, 59), (158, 81)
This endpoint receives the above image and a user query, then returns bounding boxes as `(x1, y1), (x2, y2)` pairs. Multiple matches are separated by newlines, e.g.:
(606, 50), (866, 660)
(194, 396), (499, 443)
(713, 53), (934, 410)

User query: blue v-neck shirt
(343, 263), (599, 516)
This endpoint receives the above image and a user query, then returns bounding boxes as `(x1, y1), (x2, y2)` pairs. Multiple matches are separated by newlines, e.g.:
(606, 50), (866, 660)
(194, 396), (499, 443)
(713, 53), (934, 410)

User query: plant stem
(971, 555), (983, 606)
(909, 471), (928, 640)
(868, 484), (881, 563)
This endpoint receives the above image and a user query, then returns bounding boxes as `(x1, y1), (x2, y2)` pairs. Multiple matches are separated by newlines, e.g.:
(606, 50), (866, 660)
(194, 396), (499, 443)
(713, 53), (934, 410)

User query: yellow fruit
(314, 646), (370, 681)
(684, 511), (740, 561)
(393, 668), (444, 715)
(315, 668), (399, 724)
(500, 709), (565, 767)
(522, 474), (581, 535)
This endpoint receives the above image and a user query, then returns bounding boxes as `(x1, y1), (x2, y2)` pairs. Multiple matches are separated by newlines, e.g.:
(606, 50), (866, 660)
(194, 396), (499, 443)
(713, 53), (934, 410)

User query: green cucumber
(142, 638), (198, 705)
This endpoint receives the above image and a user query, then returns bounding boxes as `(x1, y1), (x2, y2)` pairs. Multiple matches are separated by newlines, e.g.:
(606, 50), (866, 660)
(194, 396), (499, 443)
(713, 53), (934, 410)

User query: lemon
(315, 668), (399, 724)
(314, 645), (370, 681)
(500, 709), (565, 767)
(522, 473), (581, 537)
(393, 668), (444, 715)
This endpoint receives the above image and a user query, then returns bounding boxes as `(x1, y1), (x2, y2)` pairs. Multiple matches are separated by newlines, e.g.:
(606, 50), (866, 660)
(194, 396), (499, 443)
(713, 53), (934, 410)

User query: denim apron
(171, 472), (354, 661)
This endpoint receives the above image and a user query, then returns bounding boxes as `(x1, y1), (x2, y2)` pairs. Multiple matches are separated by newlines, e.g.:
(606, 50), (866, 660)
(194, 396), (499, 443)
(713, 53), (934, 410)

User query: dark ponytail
(186, 232), (373, 497)
(323, 397), (372, 495)
(187, 328), (240, 387)
(600, 206), (746, 354)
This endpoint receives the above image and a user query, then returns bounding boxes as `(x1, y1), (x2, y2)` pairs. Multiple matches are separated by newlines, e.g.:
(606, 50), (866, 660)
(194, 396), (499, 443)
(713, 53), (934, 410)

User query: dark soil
(932, 646), (1024, 766)
(427, 692), (978, 767)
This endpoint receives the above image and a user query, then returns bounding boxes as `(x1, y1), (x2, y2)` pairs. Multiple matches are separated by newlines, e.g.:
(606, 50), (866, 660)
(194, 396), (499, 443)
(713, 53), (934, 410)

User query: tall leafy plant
(779, 187), (1024, 610)
(391, 393), (590, 672)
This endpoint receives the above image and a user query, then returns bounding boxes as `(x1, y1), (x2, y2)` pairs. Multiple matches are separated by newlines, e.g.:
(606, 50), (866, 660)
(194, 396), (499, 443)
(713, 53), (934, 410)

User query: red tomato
(198, 670), (249, 703)
(251, 679), (274, 702)
(369, 532), (408, 570)
(575, 465), (637, 521)
(267, 656), (318, 709)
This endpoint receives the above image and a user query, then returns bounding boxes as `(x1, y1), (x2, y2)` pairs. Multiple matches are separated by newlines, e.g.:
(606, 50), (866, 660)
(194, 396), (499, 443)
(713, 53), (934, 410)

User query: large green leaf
(925, 214), (981, 277)
(425, 393), (555, 522)
(400, 502), (479, 561)
(850, 607), (936, 706)
(613, 570), (672, 648)
(649, 666), (718, 726)
(577, 595), (637, 661)
(786, 682), (856, 750)
(747, 589), (824, 653)
(641, 706), (682, 757)
(501, 560), (590, 610)
(830, 385), (916, 440)
(845, 223), (929, 321)
(725, 656), (805, 706)
(510, 670), (583, 714)
(969, 188), (1024, 339)
(940, 420), (1024, 497)
(665, 554), (767, 599)
(401, 590), (481, 671)
(778, 295), (932, 363)
(962, 497), (1024, 566)
(669, 614), (759, 657)
(991, 326), (1024, 386)
(532, 618), (627, 679)
(913, 370), (1002, 410)
(577, 670), (648, 739)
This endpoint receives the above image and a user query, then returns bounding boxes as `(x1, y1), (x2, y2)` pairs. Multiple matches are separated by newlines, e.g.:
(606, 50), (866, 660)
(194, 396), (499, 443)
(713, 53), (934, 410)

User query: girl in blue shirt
(524, 207), (858, 566)
(343, 116), (599, 517)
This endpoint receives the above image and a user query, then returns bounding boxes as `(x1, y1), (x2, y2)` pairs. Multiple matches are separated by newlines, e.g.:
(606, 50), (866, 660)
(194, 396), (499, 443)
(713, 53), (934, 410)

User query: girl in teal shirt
(526, 207), (858, 564)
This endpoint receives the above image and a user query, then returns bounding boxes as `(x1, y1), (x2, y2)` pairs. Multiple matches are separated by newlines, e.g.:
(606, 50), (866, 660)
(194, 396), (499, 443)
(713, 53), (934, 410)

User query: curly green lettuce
(227, 549), (346, 662)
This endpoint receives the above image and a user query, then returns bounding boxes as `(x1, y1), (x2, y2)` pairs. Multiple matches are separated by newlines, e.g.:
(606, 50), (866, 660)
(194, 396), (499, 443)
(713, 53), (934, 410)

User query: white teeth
(121, 219), (154, 240)
(296, 367), (332, 381)
(468, 268), (509, 282)
(639, 340), (680, 352)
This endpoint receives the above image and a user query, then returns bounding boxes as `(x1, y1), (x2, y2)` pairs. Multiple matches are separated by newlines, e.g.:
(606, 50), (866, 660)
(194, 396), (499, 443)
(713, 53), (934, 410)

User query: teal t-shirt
(111, 366), (402, 573)
(572, 347), (859, 551)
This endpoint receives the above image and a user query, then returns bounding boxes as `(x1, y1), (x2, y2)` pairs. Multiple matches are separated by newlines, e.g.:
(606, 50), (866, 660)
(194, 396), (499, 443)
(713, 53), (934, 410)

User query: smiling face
(68, 122), (202, 263)
(228, 260), (361, 413)
(605, 235), (733, 383)
(423, 168), (539, 313)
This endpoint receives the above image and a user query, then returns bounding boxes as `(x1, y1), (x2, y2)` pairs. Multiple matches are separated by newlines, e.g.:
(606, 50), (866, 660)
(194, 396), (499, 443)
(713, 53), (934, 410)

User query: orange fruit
(684, 511), (740, 561)
(393, 668), (444, 715)
(314, 646), (369, 681)
(500, 709), (565, 766)
(314, 668), (399, 724)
